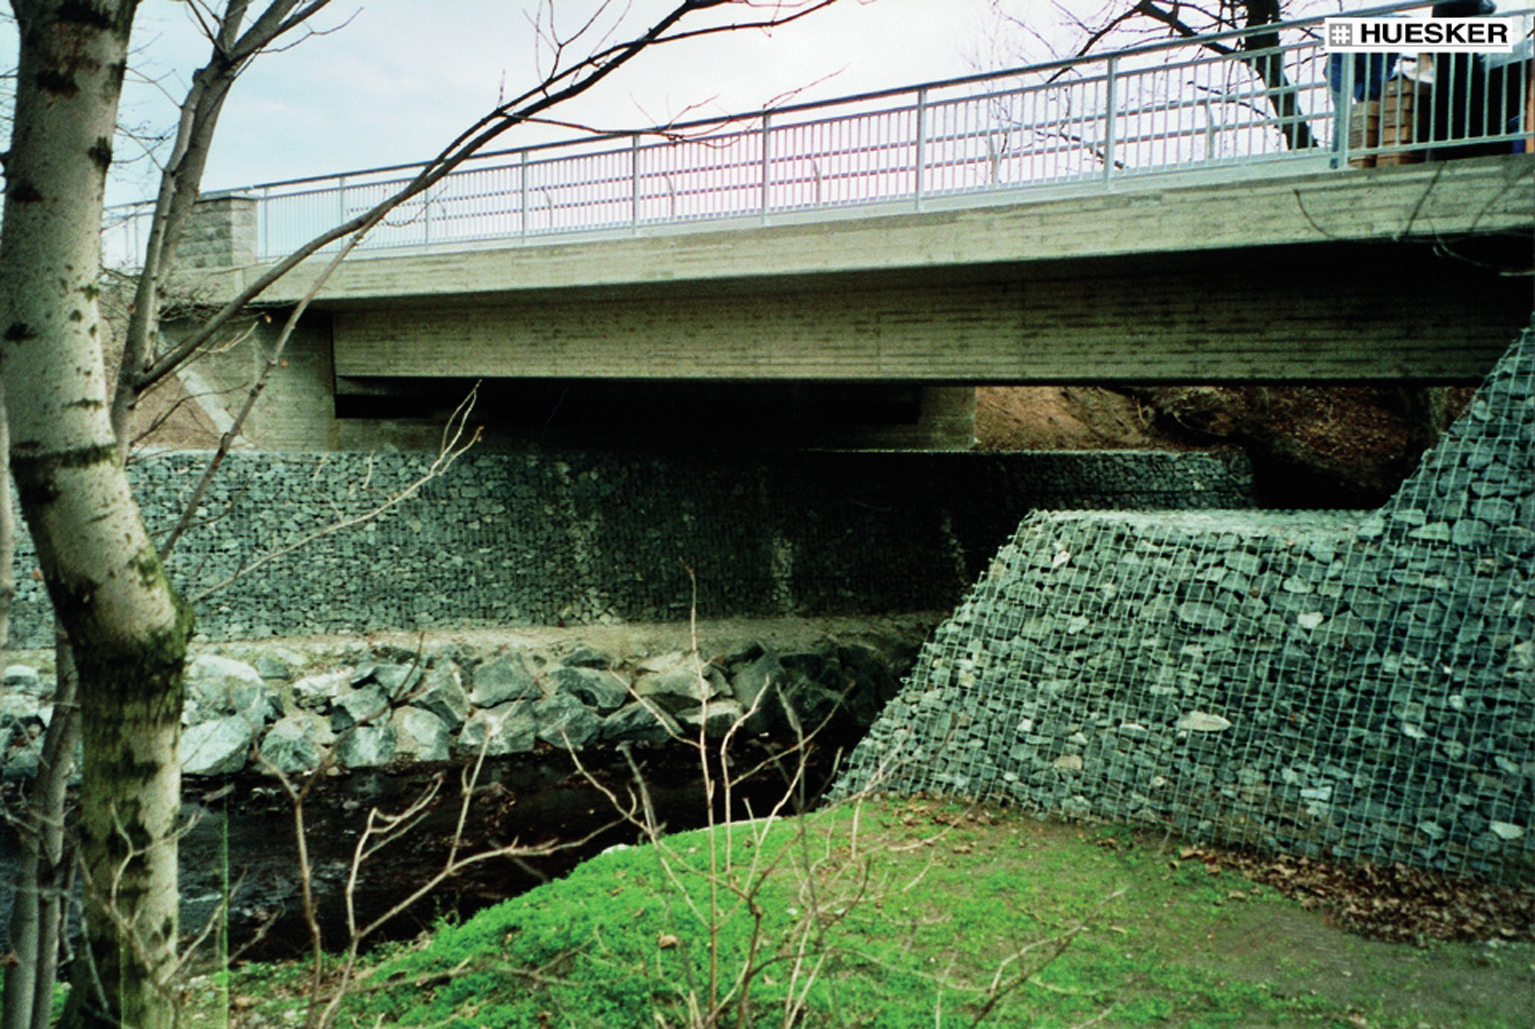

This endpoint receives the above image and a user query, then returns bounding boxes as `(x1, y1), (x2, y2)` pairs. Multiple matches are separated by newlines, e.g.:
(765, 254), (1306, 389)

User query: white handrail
(101, 0), (1533, 266)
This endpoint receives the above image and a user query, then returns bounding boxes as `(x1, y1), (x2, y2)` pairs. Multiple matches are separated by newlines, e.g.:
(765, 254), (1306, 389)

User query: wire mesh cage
(838, 326), (1535, 886)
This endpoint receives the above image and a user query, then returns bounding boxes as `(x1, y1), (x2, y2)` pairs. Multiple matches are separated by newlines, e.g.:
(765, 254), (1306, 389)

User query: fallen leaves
(1181, 845), (1535, 944)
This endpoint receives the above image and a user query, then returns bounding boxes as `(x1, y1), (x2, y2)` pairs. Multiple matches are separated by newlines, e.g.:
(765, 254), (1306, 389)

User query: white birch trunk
(0, 3), (191, 1028)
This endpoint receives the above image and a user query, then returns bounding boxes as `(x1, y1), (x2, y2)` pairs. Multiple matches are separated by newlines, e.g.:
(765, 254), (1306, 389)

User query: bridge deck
(181, 156), (1534, 384)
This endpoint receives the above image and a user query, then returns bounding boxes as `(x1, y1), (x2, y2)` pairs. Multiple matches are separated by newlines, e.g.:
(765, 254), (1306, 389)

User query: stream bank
(1, 615), (935, 960)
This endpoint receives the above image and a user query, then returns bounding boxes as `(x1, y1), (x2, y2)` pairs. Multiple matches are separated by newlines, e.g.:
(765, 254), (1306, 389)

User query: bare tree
(0, 3), (843, 1028)
(1130, 0), (1315, 149)
(984, 0), (1316, 148)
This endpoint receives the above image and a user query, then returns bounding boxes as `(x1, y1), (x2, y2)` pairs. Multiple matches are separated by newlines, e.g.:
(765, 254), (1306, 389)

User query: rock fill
(6, 449), (1252, 649)
(836, 326), (1535, 886)
(2, 637), (915, 781)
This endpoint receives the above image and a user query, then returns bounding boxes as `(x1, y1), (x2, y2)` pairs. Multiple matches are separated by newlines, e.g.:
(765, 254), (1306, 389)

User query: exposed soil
(975, 384), (1475, 507)
(1199, 903), (1535, 1028)
(976, 385), (1188, 452)
(1185, 843), (1535, 946)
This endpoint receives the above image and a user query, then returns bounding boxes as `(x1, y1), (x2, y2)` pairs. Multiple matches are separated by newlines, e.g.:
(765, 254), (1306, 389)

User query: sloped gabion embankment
(835, 327), (1535, 885)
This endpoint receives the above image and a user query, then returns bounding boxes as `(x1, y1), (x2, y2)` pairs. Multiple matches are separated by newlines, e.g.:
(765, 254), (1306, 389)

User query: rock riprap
(2, 637), (914, 780)
(835, 327), (1535, 886)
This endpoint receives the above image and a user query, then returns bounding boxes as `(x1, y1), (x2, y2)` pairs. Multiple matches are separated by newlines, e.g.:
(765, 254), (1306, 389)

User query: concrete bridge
(150, 3), (1535, 451)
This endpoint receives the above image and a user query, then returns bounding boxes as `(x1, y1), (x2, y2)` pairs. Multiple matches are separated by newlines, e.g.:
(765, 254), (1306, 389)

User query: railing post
(1102, 56), (1118, 188)
(336, 174), (347, 228)
(760, 112), (773, 226)
(423, 186), (432, 247)
(915, 86), (928, 211)
(631, 133), (642, 234)
(520, 150), (530, 239)
(259, 186), (269, 261)
(1331, 52), (1353, 169)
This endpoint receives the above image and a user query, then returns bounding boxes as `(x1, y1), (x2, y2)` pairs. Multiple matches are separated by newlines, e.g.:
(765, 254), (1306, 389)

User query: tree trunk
(1240, 0), (1314, 150)
(2, 634), (80, 1029)
(0, 3), (193, 1028)
(0, 385), (12, 649)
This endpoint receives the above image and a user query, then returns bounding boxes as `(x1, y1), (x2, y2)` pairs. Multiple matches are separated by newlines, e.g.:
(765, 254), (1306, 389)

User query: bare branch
(139, 0), (845, 394)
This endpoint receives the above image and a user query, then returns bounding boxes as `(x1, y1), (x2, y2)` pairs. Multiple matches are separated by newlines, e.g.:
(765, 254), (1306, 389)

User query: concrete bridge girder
(165, 155), (1534, 451)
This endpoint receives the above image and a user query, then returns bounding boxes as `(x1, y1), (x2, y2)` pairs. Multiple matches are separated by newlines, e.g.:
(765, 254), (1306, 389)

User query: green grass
(201, 798), (1535, 1029)
(202, 800), (1533, 1029)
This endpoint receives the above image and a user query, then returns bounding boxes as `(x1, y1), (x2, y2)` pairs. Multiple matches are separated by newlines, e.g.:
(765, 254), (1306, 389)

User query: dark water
(3, 739), (842, 965)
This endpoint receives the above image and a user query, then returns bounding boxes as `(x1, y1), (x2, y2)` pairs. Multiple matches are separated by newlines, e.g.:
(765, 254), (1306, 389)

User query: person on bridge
(1423, 0), (1523, 158)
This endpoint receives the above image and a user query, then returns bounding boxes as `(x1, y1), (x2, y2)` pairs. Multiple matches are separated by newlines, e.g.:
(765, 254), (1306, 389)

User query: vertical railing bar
(259, 186), (269, 261)
(1332, 53), (1353, 169)
(423, 183), (432, 247)
(760, 111), (773, 225)
(915, 86), (928, 210)
(1103, 55), (1118, 187)
(631, 133), (642, 233)
(519, 150), (529, 240)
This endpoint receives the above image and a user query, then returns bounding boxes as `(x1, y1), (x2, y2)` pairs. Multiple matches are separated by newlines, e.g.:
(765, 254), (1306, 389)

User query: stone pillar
(176, 193), (258, 268)
(914, 387), (978, 450)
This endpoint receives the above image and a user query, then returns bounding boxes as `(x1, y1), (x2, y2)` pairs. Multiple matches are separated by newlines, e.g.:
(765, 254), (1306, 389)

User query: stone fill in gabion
(836, 326), (1535, 885)
(7, 449), (1250, 649)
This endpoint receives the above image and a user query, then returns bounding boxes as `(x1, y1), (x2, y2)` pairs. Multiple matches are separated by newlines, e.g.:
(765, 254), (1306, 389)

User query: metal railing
(103, 0), (1533, 266)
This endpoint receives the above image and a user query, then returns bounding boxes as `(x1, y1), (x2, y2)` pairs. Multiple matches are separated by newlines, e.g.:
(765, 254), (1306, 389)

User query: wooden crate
(1376, 78), (1426, 166)
(1348, 99), (1380, 167)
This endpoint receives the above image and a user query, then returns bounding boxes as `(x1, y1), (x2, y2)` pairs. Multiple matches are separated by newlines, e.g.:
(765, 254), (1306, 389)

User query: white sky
(108, 0), (1011, 200)
(0, 0), (1410, 204)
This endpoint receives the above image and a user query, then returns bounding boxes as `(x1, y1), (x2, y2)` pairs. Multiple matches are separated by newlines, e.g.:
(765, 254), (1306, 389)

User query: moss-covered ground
(186, 799), (1535, 1028)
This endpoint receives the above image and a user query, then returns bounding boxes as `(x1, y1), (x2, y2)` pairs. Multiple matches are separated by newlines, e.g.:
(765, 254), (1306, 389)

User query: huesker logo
(1324, 17), (1515, 52)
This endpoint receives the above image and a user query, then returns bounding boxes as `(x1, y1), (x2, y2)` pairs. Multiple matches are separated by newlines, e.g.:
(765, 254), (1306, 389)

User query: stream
(2, 737), (845, 966)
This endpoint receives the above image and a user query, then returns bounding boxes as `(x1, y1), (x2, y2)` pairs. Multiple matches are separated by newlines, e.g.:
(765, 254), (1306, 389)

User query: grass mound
(202, 798), (1533, 1029)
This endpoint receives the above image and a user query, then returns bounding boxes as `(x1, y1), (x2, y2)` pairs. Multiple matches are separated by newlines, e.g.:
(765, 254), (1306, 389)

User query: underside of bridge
(327, 236), (1531, 384)
(168, 155), (1534, 453)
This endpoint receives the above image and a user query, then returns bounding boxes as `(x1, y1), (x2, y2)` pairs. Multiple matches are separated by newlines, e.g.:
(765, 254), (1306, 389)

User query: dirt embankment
(976, 384), (1473, 507)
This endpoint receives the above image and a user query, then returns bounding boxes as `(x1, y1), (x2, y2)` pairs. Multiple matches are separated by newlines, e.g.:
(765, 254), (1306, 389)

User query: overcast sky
(105, 0), (1017, 201)
(0, 0), (1396, 204)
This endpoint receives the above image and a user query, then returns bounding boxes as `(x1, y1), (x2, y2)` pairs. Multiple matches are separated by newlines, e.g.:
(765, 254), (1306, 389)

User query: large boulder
(550, 665), (630, 714)
(456, 702), (537, 757)
(337, 724), (397, 770)
(0, 692), (43, 733)
(468, 651), (541, 707)
(291, 669), (355, 710)
(391, 707), (451, 762)
(531, 693), (602, 749)
(599, 701), (680, 746)
(353, 659), (422, 701)
(727, 646), (787, 733)
(561, 645), (613, 670)
(330, 684), (390, 731)
(632, 652), (724, 712)
(182, 716), (255, 776)
(187, 654), (279, 727)
(778, 653), (855, 735)
(4, 665), (41, 691)
(414, 664), (471, 730)
(258, 712), (334, 775)
(676, 698), (748, 739)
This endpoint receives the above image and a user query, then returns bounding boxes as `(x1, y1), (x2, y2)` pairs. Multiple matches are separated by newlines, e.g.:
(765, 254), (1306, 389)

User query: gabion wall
(8, 449), (1251, 649)
(836, 327), (1535, 885)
